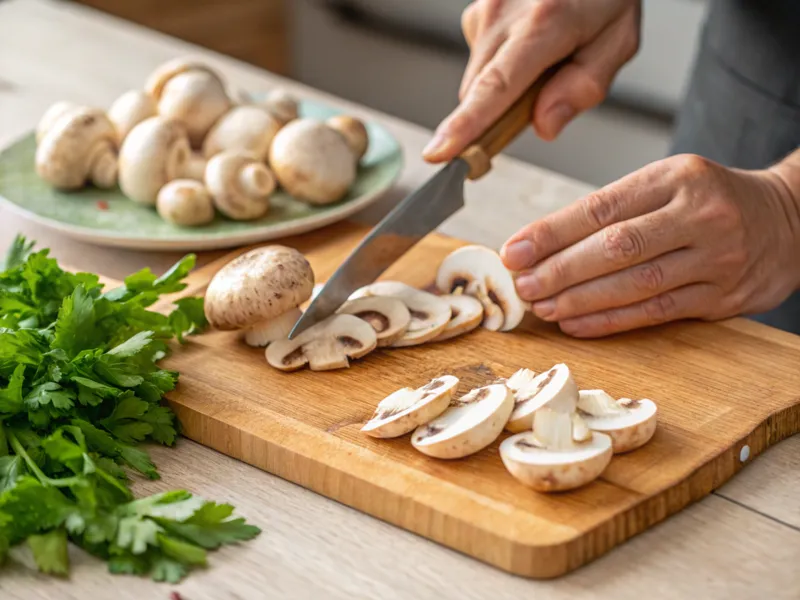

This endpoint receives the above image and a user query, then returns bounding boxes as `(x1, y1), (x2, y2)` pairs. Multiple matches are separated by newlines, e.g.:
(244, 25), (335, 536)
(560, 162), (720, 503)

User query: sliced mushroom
(36, 101), (79, 144)
(336, 296), (410, 347)
(360, 375), (459, 438)
(268, 118), (357, 205)
(156, 179), (215, 227)
(202, 105), (282, 161)
(118, 116), (191, 205)
(205, 151), (275, 221)
(326, 115), (369, 161)
(505, 363), (578, 433)
(349, 282), (450, 347)
(204, 245), (315, 347)
(35, 106), (118, 190)
(432, 294), (484, 342)
(260, 88), (299, 126)
(577, 390), (658, 454)
(145, 58), (232, 147)
(107, 90), (157, 144)
(410, 383), (514, 459)
(436, 245), (527, 332)
(266, 314), (377, 371)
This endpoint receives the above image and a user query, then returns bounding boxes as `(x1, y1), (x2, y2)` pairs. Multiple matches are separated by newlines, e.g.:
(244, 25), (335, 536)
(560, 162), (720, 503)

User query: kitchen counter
(0, 1), (798, 598)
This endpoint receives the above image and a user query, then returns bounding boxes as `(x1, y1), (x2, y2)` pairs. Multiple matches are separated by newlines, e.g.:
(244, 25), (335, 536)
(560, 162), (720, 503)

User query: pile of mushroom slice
(34, 56), (370, 228)
(360, 363), (659, 493)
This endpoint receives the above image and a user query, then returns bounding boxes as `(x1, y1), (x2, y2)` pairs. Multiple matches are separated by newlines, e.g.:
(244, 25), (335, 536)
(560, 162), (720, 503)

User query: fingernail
(501, 240), (534, 271)
(533, 299), (556, 320)
(515, 272), (540, 300)
(545, 103), (576, 137)
(422, 132), (447, 159)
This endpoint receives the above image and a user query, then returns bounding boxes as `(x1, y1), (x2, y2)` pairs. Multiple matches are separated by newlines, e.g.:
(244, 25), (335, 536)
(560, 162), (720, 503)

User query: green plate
(0, 99), (403, 251)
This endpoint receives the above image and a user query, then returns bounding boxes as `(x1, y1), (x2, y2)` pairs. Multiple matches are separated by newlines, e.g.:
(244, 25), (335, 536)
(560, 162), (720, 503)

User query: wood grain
(150, 222), (800, 579)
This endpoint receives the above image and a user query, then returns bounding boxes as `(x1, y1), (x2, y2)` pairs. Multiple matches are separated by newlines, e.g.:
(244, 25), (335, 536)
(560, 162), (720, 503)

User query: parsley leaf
(0, 456), (23, 493)
(0, 364), (25, 414)
(28, 528), (69, 576)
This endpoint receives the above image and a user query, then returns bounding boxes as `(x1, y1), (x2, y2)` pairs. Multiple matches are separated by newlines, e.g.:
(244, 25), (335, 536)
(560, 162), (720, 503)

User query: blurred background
(68, 0), (708, 187)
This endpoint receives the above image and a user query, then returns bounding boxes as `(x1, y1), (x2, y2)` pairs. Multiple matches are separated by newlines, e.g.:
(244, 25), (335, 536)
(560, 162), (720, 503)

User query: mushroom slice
(156, 179), (215, 227)
(505, 368), (537, 392)
(577, 392), (658, 454)
(108, 90), (157, 144)
(432, 294), (484, 342)
(349, 282), (450, 347)
(266, 314), (377, 371)
(505, 363), (578, 433)
(205, 151), (275, 221)
(244, 307), (303, 347)
(336, 296), (410, 347)
(204, 246), (315, 347)
(411, 383), (514, 459)
(361, 375), (459, 438)
(202, 105), (282, 161)
(435, 245), (527, 332)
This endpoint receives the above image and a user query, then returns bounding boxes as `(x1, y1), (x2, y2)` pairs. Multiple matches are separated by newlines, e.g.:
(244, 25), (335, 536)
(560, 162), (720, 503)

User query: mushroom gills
(243, 307), (304, 347)
(336, 296), (411, 347)
(505, 363), (578, 433)
(432, 294), (484, 342)
(361, 375), (459, 438)
(410, 383), (514, 459)
(577, 393), (658, 454)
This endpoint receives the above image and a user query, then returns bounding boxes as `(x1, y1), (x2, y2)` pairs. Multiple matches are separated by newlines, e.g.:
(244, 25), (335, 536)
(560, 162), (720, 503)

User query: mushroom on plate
(436, 245), (527, 332)
(268, 118), (357, 205)
(156, 179), (215, 227)
(118, 116), (191, 205)
(260, 88), (299, 126)
(145, 58), (232, 147)
(36, 101), (79, 144)
(411, 383), (514, 459)
(336, 296), (410, 347)
(35, 106), (118, 190)
(432, 294), (484, 342)
(266, 314), (377, 371)
(361, 375), (459, 438)
(107, 90), (157, 144)
(500, 404), (612, 492)
(202, 105), (282, 162)
(204, 150), (275, 220)
(326, 115), (369, 161)
(184, 152), (208, 181)
(204, 245), (315, 347)
(577, 390), (658, 453)
(349, 281), (451, 347)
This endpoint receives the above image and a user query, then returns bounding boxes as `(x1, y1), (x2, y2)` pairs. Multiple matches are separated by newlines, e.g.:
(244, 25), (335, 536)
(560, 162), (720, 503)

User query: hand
(423, 0), (641, 162)
(500, 154), (800, 337)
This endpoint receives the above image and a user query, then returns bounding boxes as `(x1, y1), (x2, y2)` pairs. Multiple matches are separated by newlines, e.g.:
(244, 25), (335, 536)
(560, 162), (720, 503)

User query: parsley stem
(6, 430), (82, 488)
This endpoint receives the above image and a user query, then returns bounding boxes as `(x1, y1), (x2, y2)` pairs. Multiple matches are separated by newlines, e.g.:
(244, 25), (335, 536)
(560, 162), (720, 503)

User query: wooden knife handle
(458, 62), (564, 180)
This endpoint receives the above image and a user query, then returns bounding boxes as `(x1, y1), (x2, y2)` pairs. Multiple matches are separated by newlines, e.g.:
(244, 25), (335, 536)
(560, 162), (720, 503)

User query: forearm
(769, 148), (800, 291)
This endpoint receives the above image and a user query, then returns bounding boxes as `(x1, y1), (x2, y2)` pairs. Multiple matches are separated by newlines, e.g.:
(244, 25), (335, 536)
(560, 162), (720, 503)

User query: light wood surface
(0, 0), (798, 597)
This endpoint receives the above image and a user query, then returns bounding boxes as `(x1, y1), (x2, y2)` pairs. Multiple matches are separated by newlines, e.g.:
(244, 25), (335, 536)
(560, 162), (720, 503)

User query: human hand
(500, 154), (800, 337)
(423, 0), (641, 162)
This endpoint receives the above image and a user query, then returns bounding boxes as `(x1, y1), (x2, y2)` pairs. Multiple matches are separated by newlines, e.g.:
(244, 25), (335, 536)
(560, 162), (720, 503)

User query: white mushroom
(336, 296), (410, 347)
(577, 390), (658, 454)
(326, 115), (369, 161)
(35, 106), (118, 190)
(118, 116), (191, 205)
(204, 245), (315, 347)
(411, 383), (514, 459)
(268, 118), (357, 205)
(361, 375), (459, 438)
(184, 152), (208, 181)
(260, 88), (299, 126)
(505, 363), (578, 432)
(107, 90), (157, 144)
(266, 314), (377, 371)
(156, 179), (215, 227)
(432, 294), (484, 342)
(205, 151), (275, 221)
(145, 58), (232, 147)
(349, 281), (450, 347)
(36, 101), (79, 144)
(436, 245), (528, 332)
(202, 105), (282, 161)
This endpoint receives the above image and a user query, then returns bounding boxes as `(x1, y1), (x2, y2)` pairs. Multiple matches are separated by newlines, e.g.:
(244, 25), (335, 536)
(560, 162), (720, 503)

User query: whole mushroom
(260, 88), (299, 126)
(204, 245), (315, 347)
(36, 101), (79, 144)
(145, 58), (232, 147)
(326, 115), (369, 161)
(107, 90), (157, 144)
(268, 118), (357, 205)
(156, 179), (215, 227)
(35, 106), (118, 190)
(202, 105), (282, 162)
(205, 151), (275, 221)
(118, 116), (191, 205)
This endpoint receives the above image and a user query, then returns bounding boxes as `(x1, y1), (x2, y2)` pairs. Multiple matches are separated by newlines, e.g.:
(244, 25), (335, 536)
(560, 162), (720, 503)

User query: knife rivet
(739, 445), (750, 463)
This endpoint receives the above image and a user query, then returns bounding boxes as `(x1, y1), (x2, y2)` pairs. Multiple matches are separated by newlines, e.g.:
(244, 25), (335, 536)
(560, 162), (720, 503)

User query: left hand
(500, 154), (800, 337)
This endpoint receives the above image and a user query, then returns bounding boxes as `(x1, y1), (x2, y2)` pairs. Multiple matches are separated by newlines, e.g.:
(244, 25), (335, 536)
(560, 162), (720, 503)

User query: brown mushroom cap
(35, 106), (118, 190)
(202, 105), (282, 161)
(156, 179), (215, 227)
(204, 245), (315, 331)
(326, 115), (369, 161)
(204, 151), (275, 221)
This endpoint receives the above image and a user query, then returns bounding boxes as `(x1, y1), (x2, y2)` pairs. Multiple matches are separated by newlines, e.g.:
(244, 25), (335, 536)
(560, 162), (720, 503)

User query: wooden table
(1, 1), (798, 598)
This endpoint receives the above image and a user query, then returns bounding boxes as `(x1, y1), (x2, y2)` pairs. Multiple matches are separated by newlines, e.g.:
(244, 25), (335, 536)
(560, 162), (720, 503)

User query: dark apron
(669, 0), (800, 334)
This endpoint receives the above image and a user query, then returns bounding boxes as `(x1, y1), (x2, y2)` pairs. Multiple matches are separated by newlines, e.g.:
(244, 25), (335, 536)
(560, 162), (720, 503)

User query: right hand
(423, 0), (642, 162)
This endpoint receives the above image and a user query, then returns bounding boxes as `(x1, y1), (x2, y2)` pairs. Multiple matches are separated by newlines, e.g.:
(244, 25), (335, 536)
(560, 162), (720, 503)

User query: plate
(0, 99), (403, 251)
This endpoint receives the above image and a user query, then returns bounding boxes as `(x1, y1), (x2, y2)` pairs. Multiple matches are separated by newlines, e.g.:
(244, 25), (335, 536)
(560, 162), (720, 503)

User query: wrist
(768, 148), (800, 291)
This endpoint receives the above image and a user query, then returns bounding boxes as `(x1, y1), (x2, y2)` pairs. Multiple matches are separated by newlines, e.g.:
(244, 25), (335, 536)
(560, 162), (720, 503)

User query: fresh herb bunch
(0, 236), (260, 582)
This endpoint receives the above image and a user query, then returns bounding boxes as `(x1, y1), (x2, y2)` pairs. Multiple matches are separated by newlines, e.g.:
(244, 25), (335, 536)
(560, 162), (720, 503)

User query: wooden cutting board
(149, 221), (800, 579)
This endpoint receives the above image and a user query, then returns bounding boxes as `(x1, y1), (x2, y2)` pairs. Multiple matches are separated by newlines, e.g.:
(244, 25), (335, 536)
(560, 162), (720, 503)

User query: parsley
(0, 236), (260, 582)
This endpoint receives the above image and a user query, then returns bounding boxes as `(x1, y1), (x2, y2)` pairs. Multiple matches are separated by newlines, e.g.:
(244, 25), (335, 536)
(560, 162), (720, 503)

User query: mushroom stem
(240, 163), (273, 198)
(244, 307), (303, 347)
(89, 142), (119, 189)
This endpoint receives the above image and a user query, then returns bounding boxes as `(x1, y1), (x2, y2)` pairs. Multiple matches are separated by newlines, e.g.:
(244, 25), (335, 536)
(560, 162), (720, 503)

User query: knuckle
(528, 0), (563, 28)
(602, 224), (645, 264)
(473, 64), (512, 97)
(643, 293), (677, 324)
(526, 219), (559, 254)
(673, 153), (714, 180)
(631, 262), (665, 294)
(582, 189), (620, 229)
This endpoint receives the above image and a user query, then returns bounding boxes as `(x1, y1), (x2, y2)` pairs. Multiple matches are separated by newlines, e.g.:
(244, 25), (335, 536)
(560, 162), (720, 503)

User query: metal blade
(289, 159), (470, 339)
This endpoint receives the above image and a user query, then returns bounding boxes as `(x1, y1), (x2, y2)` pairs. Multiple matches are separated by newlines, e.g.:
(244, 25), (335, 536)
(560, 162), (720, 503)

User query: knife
(289, 65), (562, 340)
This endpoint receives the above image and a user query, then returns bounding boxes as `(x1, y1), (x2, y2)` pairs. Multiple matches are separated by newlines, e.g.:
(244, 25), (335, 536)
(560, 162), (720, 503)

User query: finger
(557, 283), (715, 338)
(515, 204), (693, 301)
(532, 6), (641, 140)
(530, 249), (701, 321)
(500, 161), (673, 272)
(459, 32), (508, 101)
